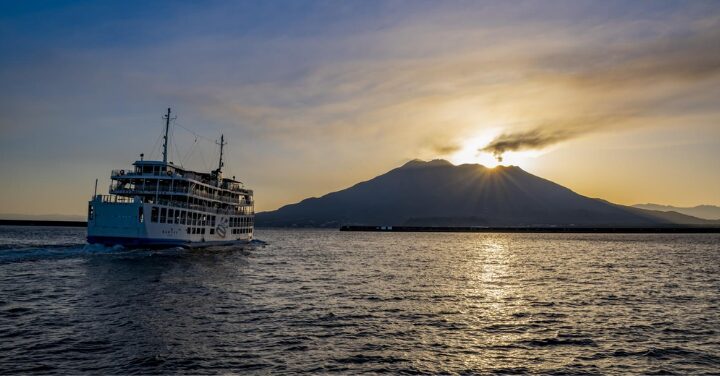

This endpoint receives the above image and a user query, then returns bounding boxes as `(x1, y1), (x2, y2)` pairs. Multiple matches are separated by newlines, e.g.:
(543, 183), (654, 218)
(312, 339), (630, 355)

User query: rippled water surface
(1, 226), (719, 374)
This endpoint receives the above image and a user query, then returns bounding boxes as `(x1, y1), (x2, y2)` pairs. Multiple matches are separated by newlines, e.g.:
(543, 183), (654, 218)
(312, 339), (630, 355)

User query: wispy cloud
(477, 16), (720, 159)
(1, 1), (720, 213)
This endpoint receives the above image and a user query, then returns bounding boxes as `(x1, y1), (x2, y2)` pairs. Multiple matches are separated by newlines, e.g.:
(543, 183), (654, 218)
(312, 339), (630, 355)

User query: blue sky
(1, 1), (719, 216)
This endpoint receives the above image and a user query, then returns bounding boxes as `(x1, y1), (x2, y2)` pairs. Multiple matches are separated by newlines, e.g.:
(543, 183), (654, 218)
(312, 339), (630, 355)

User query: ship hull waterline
(87, 235), (251, 249)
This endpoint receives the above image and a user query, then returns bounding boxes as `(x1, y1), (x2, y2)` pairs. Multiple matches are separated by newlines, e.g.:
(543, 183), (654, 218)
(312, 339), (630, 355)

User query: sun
(448, 131), (542, 169)
(448, 133), (499, 167)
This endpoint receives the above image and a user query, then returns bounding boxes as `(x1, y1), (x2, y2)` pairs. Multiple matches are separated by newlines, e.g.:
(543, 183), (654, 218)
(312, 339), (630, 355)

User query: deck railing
(109, 185), (252, 205)
(111, 169), (250, 193)
(93, 195), (252, 215)
(152, 199), (252, 215)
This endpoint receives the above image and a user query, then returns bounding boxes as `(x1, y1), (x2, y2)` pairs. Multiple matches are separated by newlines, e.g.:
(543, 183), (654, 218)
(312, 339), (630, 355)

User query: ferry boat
(87, 108), (254, 248)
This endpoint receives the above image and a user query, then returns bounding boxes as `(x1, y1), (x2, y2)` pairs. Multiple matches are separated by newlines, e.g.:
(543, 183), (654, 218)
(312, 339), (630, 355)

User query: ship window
(192, 212), (198, 226)
(160, 208), (167, 223)
(187, 227), (191, 234)
(151, 207), (158, 222)
(201, 228), (206, 235)
(88, 204), (94, 220)
(168, 209), (174, 224)
(210, 228), (214, 235)
(180, 211), (186, 225)
(211, 216), (216, 227)
(138, 207), (144, 223)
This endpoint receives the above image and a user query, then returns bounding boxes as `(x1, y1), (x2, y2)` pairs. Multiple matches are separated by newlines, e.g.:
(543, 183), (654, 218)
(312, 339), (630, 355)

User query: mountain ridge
(632, 203), (720, 220)
(256, 159), (719, 228)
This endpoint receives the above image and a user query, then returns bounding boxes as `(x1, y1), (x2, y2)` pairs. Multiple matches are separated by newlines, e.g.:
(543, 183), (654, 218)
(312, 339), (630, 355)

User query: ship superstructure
(87, 108), (254, 248)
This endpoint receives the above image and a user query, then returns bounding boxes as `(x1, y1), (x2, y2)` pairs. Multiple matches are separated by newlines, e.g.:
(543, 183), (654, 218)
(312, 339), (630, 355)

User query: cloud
(474, 17), (720, 160)
(431, 143), (461, 155)
(481, 129), (575, 161)
(2, 1), (720, 213)
(478, 115), (623, 161)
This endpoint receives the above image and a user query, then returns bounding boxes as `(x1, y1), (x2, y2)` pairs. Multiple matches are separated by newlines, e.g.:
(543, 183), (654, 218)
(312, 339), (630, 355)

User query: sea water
(1, 226), (719, 374)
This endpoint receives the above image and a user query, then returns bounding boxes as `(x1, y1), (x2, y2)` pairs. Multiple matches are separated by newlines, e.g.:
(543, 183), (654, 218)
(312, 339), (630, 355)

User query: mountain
(632, 204), (720, 220)
(0, 213), (86, 221)
(256, 159), (719, 227)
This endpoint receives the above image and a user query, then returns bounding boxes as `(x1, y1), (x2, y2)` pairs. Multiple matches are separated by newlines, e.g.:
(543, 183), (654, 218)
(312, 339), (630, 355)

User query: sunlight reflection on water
(1, 227), (719, 374)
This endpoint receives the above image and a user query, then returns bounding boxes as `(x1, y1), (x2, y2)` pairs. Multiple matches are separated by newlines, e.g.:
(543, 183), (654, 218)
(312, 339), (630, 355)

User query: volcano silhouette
(256, 159), (717, 227)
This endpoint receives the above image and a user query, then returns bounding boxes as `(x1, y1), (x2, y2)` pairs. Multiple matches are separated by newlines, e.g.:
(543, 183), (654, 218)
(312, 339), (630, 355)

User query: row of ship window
(183, 227), (251, 235)
(184, 226), (251, 236)
(149, 206), (253, 228)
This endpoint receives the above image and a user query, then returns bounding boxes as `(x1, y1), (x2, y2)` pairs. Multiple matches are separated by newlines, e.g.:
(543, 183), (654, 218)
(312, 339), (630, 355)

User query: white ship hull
(87, 198), (253, 248)
(87, 109), (254, 249)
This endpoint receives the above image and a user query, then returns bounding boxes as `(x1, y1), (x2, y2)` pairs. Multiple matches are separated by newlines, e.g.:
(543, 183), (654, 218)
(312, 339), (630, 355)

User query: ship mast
(162, 108), (175, 164)
(215, 134), (226, 183)
(217, 134), (225, 172)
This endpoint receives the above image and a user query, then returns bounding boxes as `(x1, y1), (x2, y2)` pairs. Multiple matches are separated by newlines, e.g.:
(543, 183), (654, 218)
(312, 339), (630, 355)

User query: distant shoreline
(339, 225), (720, 233)
(0, 220), (86, 227)
(2, 220), (719, 233)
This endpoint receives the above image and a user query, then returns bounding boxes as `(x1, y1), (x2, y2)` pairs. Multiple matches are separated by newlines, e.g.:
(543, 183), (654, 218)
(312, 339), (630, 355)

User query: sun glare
(448, 133), (498, 167)
(448, 131), (543, 169)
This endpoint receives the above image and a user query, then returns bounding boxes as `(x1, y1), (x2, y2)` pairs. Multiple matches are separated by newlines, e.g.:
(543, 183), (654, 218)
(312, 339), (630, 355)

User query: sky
(1, 0), (719, 217)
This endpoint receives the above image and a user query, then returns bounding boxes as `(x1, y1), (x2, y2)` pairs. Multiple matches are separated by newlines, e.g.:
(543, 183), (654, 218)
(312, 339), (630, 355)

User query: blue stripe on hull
(87, 236), (249, 249)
